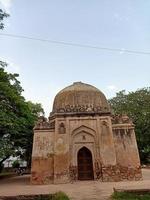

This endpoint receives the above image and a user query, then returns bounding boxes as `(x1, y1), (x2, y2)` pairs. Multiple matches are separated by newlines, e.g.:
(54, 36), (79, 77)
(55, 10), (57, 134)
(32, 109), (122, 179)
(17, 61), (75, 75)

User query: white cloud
(104, 85), (120, 99)
(7, 62), (20, 73)
(113, 13), (129, 23)
(119, 48), (126, 55)
(23, 85), (62, 118)
(0, 0), (13, 12)
(0, 56), (21, 73)
(107, 85), (118, 91)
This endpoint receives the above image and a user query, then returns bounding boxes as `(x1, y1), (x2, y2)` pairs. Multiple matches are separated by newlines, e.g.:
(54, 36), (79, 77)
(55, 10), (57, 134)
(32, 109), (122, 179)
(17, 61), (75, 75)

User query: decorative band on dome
(51, 82), (111, 115)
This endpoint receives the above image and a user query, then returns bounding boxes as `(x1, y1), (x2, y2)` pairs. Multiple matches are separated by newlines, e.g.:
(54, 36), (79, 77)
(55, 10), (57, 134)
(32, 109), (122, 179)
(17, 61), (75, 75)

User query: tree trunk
(0, 156), (10, 172)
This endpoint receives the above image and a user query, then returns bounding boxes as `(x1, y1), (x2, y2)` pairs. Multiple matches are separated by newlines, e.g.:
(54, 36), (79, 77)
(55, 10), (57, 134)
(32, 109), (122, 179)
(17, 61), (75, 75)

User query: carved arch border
(71, 125), (97, 174)
(71, 125), (97, 142)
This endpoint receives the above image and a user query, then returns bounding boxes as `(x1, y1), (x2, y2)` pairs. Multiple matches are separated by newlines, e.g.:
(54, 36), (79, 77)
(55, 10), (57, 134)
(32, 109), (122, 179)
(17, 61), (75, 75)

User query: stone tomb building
(31, 82), (142, 184)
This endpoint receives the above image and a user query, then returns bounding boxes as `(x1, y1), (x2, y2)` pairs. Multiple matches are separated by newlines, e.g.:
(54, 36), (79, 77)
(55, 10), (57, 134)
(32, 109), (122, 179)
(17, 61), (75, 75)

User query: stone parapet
(34, 116), (54, 130)
(111, 114), (133, 125)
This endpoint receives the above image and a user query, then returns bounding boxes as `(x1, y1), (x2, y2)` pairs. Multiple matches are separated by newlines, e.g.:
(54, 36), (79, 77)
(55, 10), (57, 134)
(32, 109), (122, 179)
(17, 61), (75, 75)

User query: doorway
(77, 147), (94, 180)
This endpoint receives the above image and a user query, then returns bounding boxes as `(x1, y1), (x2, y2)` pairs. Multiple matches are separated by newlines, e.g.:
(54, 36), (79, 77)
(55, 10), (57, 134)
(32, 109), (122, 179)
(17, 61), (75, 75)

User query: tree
(27, 101), (44, 118)
(0, 8), (9, 29)
(0, 10), (12, 171)
(0, 62), (44, 170)
(20, 101), (44, 167)
(12, 160), (20, 168)
(0, 135), (14, 166)
(109, 88), (150, 164)
(0, 8), (44, 170)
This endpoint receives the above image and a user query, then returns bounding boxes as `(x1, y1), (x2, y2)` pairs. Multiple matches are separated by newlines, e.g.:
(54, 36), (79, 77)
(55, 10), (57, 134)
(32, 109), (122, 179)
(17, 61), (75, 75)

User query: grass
(36, 192), (70, 200)
(112, 191), (150, 200)
(0, 172), (15, 179)
(53, 191), (70, 200)
(0, 193), (70, 200)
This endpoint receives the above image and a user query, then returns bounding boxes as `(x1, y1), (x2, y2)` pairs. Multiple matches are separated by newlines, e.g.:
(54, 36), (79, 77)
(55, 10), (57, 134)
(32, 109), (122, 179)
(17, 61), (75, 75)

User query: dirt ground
(0, 169), (150, 200)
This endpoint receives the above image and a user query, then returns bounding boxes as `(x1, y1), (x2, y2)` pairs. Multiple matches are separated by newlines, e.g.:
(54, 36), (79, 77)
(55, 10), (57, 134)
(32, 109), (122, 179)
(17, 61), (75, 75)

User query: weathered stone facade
(31, 82), (142, 184)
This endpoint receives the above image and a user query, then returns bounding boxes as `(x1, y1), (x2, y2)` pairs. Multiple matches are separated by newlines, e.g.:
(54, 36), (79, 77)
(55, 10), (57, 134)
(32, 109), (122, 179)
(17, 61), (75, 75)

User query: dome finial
(73, 81), (82, 85)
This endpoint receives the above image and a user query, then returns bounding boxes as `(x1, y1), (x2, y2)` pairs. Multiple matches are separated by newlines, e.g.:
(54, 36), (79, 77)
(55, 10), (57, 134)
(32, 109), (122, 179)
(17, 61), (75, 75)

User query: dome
(52, 82), (111, 115)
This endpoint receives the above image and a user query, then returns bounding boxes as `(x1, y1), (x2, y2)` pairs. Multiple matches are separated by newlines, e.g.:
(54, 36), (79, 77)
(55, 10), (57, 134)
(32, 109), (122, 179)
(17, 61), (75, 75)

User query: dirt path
(0, 169), (150, 200)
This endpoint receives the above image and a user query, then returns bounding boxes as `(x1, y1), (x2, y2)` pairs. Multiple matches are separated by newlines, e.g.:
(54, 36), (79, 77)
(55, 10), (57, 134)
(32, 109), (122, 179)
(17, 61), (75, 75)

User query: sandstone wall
(99, 117), (116, 166)
(53, 118), (70, 183)
(31, 130), (54, 184)
(31, 115), (142, 184)
(112, 124), (142, 181)
(113, 125), (141, 167)
(65, 115), (117, 181)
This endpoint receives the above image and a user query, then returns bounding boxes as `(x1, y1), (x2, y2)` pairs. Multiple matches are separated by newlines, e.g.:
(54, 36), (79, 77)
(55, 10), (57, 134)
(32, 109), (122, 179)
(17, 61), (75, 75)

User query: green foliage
(54, 192), (70, 200)
(27, 101), (45, 118)
(35, 195), (51, 200)
(12, 160), (20, 168)
(0, 136), (14, 162)
(0, 8), (42, 168)
(35, 192), (70, 200)
(109, 88), (150, 164)
(0, 62), (44, 167)
(112, 191), (150, 200)
(0, 8), (9, 29)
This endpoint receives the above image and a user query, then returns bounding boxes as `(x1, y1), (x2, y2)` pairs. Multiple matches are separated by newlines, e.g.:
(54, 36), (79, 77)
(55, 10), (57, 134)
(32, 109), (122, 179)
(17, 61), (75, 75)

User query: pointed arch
(77, 146), (94, 180)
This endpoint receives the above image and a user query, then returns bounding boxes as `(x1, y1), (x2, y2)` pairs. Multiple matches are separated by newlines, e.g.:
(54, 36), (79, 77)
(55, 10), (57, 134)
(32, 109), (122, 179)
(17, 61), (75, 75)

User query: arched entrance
(77, 147), (94, 180)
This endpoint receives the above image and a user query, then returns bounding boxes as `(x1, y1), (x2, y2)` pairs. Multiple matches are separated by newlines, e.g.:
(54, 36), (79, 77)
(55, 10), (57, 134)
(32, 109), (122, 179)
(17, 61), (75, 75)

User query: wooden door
(78, 147), (94, 180)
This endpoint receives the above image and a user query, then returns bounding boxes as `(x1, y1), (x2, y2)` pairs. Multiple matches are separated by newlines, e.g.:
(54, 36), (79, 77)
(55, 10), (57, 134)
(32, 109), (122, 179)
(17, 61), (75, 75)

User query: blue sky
(0, 0), (150, 116)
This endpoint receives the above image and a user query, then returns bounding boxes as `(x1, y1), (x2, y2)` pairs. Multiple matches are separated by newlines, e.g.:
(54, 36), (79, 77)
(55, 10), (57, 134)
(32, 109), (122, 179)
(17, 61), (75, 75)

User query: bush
(112, 191), (150, 200)
(35, 192), (70, 200)
(54, 191), (70, 200)
(12, 160), (20, 168)
(36, 195), (52, 200)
